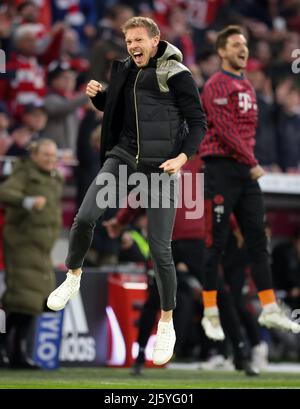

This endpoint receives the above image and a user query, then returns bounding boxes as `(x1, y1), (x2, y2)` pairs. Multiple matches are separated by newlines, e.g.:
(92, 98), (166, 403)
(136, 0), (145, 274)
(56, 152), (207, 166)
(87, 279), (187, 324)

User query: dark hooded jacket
(91, 41), (207, 166)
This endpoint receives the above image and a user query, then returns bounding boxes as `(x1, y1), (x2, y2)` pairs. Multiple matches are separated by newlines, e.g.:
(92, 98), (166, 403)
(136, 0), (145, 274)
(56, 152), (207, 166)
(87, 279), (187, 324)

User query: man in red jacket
(200, 25), (300, 339)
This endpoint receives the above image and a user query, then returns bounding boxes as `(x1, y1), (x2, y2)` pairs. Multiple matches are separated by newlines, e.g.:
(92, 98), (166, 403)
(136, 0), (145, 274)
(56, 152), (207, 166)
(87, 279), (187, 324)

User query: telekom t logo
(238, 92), (255, 113)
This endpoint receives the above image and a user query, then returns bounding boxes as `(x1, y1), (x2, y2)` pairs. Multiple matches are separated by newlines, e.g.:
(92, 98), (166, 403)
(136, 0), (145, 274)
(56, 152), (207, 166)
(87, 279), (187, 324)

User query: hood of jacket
(156, 41), (183, 64)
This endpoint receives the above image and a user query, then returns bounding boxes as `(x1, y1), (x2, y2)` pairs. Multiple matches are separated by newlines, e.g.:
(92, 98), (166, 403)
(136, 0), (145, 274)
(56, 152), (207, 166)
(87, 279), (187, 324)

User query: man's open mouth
(133, 52), (144, 64)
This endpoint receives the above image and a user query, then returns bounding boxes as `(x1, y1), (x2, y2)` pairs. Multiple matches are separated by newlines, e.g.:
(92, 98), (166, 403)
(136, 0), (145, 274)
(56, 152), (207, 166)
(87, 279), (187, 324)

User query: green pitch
(0, 368), (300, 389)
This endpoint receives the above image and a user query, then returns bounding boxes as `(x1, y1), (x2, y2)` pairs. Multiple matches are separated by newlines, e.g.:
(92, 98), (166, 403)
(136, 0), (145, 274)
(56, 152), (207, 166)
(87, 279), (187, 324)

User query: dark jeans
(172, 239), (251, 359)
(66, 155), (179, 311)
(223, 232), (261, 348)
(203, 157), (273, 292)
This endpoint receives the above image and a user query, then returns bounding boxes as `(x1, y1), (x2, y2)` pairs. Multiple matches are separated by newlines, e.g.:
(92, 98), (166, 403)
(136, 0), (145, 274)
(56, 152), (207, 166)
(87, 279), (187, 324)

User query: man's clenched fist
(86, 80), (103, 98)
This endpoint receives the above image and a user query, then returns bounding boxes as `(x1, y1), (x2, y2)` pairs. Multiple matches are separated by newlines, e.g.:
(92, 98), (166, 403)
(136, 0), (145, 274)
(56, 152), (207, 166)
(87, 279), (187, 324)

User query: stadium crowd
(0, 0), (300, 170)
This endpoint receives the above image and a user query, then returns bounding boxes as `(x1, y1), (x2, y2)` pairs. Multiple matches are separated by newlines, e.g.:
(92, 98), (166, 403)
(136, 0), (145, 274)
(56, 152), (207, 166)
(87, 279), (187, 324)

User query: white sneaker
(47, 272), (81, 311)
(201, 308), (225, 341)
(258, 304), (300, 334)
(251, 342), (269, 371)
(153, 320), (176, 366)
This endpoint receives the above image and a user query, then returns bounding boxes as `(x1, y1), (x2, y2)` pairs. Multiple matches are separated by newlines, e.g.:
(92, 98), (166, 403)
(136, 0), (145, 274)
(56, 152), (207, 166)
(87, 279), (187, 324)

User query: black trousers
(203, 157), (273, 292)
(223, 232), (261, 348)
(66, 155), (178, 311)
(4, 312), (34, 366)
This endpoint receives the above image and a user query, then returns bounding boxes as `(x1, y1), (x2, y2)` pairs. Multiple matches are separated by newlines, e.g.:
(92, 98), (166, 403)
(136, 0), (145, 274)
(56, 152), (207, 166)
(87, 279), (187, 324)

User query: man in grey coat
(43, 61), (88, 154)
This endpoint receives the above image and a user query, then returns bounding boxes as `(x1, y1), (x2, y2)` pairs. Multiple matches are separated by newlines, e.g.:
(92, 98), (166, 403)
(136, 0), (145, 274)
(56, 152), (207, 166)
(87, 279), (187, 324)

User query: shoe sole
(153, 350), (174, 366)
(203, 332), (225, 341)
(153, 335), (176, 366)
(202, 319), (225, 341)
(258, 318), (300, 333)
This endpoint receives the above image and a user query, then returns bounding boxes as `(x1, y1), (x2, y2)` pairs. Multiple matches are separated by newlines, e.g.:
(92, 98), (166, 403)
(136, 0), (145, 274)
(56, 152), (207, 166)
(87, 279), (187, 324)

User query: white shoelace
(155, 325), (173, 351)
(54, 275), (79, 299)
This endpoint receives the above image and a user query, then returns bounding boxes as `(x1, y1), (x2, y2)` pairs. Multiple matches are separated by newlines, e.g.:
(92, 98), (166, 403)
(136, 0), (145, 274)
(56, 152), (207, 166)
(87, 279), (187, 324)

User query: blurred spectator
(14, 0), (52, 30)
(153, 0), (229, 55)
(14, 1), (46, 51)
(119, 211), (149, 263)
(22, 102), (48, 140)
(51, 0), (97, 49)
(188, 63), (205, 92)
(246, 58), (279, 170)
(196, 51), (220, 83)
(76, 107), (102, 207)
(0, 27), (46, 119)
(89, 4), (134, 83)
(277, 84), (300, 172)
(0, 139), (63, 368)
(280, 0), (300, 33)
(253, 40), (272, 68)
(153, 0), (225, 30)
(43, 60), (88, 154)
(60, 27), (90, 82)
(0, 102), (12, 156)
(122, 0), (154, 13)
(272, 231), (300, 310)
(0, 3), (14, 54)
(164, 6), (196, 66)
(5, 125), (31, 157)
(13, 1), (63, 56)
(269, 32), (300, 86)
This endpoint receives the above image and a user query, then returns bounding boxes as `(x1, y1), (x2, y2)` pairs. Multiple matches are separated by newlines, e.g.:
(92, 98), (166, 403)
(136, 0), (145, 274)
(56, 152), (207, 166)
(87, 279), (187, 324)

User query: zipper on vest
(134, 69), (142, 164)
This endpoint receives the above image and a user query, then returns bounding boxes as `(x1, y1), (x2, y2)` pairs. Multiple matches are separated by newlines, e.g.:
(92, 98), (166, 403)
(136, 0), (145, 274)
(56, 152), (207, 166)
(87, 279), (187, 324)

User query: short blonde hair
(121, 16), (160, 38)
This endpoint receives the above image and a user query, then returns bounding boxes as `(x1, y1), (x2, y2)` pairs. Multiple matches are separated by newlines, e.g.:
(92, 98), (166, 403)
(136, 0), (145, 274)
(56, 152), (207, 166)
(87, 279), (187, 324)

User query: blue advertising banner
(58, 270), (108, 367)
(33, 311), (64, 370)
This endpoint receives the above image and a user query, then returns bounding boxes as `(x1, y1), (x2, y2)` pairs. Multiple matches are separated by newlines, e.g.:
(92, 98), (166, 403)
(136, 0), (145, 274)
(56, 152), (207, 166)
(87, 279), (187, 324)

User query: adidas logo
(59, 291), (96, 362)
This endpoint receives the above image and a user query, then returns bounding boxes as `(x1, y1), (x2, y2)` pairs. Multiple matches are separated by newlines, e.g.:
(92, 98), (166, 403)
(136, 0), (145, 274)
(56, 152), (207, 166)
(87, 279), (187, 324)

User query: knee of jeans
(150, 243), (172, 265)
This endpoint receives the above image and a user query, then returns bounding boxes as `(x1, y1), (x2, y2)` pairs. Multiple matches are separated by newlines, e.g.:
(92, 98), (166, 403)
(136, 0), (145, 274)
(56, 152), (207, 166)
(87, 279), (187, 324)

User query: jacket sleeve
(202, 82), (258, 167)
(45, 94), (88, 117)
(167, 71), (207, 159)
(90, 90), (107, 111)
(0, 167), (27, 207)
